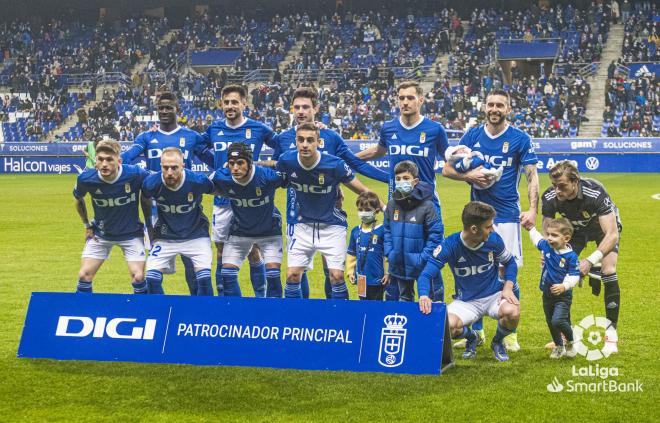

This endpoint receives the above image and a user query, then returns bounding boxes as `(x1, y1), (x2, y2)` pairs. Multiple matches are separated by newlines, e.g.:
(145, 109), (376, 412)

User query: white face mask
(358, 211), (376, 224)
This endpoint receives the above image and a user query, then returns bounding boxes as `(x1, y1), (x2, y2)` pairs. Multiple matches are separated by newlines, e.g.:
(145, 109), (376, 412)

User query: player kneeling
(142, 148), (215, 295)
(418, 202), (520, 362)
(212, 143), (285, 297)
(73, 140), (149, 294)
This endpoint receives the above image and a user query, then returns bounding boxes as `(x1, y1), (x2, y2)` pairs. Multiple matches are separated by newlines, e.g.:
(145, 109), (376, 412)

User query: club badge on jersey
(420, 132), (426, 143)
(125, 183), (131, 193)
(502, 142), (509, 153)
(246, 128), (251, 139)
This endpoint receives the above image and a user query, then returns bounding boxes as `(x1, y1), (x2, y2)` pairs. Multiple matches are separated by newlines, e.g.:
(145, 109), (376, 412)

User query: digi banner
(18, 293), (454, 375)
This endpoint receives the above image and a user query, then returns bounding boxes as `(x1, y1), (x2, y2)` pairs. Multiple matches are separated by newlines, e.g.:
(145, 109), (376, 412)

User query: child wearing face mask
(345, 192), (389, 300)
(383, 160), (445, 302)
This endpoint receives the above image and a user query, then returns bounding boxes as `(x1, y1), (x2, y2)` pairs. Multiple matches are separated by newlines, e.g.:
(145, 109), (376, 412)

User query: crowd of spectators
(620, 3), (659, 63)
(602, 71), (659, 137)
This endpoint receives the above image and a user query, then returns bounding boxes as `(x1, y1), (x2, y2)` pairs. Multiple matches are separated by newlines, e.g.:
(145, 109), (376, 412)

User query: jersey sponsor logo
(453, 262), (494, 277)
(232, 196), (271, 208)
(92, 193), (137, 207)
(147, 148), (190, 160)
(482, 154), (514, 167)
(289, 181), (333, 194)
(157, 201), (198, 214)
(56, 316), (156, 340)
(388, 145), (430, 157)
(213, 141), (255, 152)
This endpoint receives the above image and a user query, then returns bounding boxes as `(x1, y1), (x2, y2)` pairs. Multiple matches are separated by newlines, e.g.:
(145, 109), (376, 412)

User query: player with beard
(442, 90), (539, 352)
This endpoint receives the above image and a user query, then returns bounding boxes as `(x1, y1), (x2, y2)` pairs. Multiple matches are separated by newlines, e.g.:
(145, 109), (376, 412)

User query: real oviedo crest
(378, 313), (408, 368)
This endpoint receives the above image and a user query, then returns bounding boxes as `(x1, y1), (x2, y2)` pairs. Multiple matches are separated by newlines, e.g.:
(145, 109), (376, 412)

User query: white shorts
(447, 291), (504, 327)
(287, 223), (346, 270)
(223, 235), (283, 266)
(494, 222), (523, 267)
(82, 236), (146, 262)
(147, 237), (213, 271)
(287, 223), (313, 270)
(211, 205), (233, 243)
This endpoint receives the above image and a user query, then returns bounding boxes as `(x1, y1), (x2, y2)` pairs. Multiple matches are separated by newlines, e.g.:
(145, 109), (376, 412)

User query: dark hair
(157, 92), (178, 108)
(292, 87), (318, 107)
(356, 191), (381, 211)
(397, 80), (423, 96)
(547, 217), (574, 238)
(296, 122), (319, 137)
(549, 160), (580, 182)
(394, 160), (419, 178)
(222, 84), (247, 99)
(486, 89), (510, 103)
(226, 142), (253, 165)
(461, 201), (496, 229)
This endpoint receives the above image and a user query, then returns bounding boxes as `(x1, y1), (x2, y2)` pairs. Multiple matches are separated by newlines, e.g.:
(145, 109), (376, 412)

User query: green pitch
(0, 173), (658, 422)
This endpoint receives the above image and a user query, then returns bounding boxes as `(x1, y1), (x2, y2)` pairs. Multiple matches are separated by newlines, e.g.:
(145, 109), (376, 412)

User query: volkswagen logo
(585, 156), (599, 170)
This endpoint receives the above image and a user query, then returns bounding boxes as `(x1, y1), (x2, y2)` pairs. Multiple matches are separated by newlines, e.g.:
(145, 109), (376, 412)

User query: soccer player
(266, 86), (388, 299)
(73, 139), (149, 294)
(141, 148), (215, 296)
(276, 123), (377, 299)
(357, 80), (449, 301)
(418, 202), (520, 362)
(442, 89), (539, 352)
(541, 160), (622, 352)
(204, 84), (277, 297)
(121, 92), (214, 296)
(211, 143), (285, 298)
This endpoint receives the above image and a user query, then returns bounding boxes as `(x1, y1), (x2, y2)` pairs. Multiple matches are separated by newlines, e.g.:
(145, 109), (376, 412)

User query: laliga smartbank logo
(546, 315), (643, 394)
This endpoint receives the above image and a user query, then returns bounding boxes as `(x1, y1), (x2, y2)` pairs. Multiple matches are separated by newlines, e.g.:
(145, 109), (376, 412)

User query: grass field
(0, 172), (658, 422)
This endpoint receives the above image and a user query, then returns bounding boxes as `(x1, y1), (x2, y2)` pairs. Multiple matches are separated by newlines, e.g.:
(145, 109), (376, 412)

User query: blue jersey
(273, 126), (388, 226)
(211, 166), (284, 237)
(203, 117), (275, 207)
(141, 169), (214, 240)
(347, 224), (385, 286)
(535, 239), (580, 297)
(73, 165), (149, 241)
(276, 151), (354, 227)
(418, 231), (517, 301)
(378, 117), (449, 204)
(121, 126), (213, 171)
(459, 125), (538, 223)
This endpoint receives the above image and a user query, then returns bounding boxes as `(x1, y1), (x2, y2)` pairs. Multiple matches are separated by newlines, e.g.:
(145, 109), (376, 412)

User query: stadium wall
(1, 138), (659, 174)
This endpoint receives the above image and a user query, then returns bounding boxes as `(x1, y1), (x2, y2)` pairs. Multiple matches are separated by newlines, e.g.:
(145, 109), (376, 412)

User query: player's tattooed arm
(519, 164), (539, 228)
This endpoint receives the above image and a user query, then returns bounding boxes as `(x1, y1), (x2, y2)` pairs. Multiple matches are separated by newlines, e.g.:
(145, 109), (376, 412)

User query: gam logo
(55, 316), (157, 340)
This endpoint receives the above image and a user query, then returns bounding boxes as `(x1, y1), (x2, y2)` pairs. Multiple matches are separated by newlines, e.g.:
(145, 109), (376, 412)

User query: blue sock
(330, 282), (349, 300)
(221, 267), (241, 297)
(249, 260), (267, 298)
(265, 268), (282, 298)
(285, 281), (302, 298)
(301, 272), (310, 299)
(472, 318), (484, 331)
(76, 279), (92, 293)
(146, 270), (164, 294)
(215, 257), (223, 296)
(132, 280), (147, 294)
(493, 323), (513, 343)
(323, 268), (332, 299)
(456, 326), (477, 341)
(195, 269), (213, 296)
(510, 282), (521, 335)
(182, 255), (197, 295)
